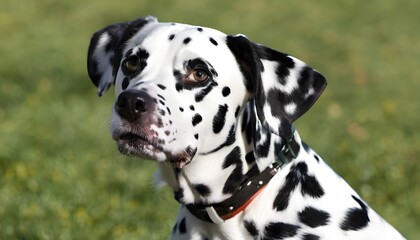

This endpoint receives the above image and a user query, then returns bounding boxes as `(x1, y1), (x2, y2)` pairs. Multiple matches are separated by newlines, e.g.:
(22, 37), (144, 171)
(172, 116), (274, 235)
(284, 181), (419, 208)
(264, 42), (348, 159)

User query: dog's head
(87, 16), (326, 168)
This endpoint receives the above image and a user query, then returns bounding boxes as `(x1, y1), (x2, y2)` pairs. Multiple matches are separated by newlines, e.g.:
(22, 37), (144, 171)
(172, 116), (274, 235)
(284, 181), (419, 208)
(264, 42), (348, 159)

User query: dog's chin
(114, 132), (196, 169)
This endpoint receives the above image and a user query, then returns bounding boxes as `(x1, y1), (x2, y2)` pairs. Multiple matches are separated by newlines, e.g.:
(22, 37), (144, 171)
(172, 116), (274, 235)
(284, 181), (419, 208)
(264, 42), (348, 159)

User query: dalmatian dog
(87, 16), (404, 240)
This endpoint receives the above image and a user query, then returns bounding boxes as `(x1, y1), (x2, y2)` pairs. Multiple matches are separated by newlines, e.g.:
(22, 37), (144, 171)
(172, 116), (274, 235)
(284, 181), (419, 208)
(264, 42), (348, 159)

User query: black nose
(115, 89), (154, 122)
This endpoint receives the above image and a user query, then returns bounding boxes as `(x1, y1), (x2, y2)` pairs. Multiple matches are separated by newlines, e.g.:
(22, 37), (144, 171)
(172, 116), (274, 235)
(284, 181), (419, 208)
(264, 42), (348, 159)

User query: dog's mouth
(119, 132), (152, 145)
(114, 131), (165, 159)
(113, 131), (196, 168)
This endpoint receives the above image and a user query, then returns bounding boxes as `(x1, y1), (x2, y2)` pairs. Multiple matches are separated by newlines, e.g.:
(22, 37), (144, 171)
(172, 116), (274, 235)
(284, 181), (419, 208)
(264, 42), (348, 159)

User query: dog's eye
(187, 68), (209, 82)
(123, 57), (139, 74)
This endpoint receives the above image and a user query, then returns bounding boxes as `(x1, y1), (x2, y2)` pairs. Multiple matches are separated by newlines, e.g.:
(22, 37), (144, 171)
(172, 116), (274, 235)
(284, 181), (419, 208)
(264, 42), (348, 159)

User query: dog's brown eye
(188, 69), (209, 82)
(124, 57), (139, 73)
(194, 69), (208, 81)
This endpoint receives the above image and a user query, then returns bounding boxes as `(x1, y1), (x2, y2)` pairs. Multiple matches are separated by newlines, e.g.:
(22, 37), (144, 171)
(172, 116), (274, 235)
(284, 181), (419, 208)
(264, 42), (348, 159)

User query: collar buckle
(205, 206), (225, 224)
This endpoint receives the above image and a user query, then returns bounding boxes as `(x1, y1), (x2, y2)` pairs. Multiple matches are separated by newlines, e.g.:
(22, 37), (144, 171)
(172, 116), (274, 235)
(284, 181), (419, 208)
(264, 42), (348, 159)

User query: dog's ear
(87, 16), (157, 96)
(227, 35), (327, 140)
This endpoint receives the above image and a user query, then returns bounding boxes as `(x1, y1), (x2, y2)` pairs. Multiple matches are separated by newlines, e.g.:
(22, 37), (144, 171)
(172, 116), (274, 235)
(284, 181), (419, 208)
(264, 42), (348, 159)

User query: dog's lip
(118, 132), (147, 141)
(113, 130), (147, 142)
(114, 131), (159, 147)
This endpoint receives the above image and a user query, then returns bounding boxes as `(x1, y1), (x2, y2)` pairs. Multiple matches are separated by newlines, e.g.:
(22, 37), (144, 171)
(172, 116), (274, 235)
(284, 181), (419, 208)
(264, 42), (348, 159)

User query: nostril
(134, 97), (147, 113)
(117, 94), (128, 109)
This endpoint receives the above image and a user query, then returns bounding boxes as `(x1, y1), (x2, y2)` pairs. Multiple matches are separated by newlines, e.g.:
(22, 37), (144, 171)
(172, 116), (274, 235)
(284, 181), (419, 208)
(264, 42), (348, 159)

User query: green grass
(0, 0), (419, 239)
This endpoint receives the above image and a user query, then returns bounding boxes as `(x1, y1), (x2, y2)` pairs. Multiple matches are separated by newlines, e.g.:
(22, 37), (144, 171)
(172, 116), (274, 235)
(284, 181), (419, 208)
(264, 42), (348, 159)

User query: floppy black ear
(227, 35), (327, 140)
(87, 16), (157, 96)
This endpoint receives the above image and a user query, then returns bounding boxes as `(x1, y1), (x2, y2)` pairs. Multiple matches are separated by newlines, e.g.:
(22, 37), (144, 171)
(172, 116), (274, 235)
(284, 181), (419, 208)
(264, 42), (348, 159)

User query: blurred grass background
(0, 0), (418, 239)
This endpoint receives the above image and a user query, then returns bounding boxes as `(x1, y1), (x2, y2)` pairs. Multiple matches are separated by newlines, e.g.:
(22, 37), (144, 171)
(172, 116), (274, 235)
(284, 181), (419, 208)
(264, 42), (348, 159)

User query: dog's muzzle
(112, 89), (163, 158)
(112, 89), (197, 168)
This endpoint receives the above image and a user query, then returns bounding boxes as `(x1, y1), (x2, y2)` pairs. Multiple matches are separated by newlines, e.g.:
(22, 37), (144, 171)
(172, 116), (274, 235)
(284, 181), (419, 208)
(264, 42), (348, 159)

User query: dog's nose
(115, 89), (153, 122)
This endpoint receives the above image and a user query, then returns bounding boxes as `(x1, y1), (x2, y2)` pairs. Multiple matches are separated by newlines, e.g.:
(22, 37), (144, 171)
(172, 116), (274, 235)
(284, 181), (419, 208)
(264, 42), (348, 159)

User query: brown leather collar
(185, 133), (299, 224)
(186, 163), (280, 223)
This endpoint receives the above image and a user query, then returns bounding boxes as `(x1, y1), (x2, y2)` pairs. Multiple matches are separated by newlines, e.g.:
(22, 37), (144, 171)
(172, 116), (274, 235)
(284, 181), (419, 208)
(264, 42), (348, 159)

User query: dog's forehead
(124, 22), (227, 54)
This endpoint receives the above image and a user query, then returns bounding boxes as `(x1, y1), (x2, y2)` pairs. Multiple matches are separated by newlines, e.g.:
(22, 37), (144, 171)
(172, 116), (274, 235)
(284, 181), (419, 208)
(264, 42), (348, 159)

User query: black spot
(302, 233), (320, 240)
(197, 27), (203, 32)
(222, 146), (241, 169)
(194, 134), (199, 140)
(173, 69), (181, 77)
(244, 220), (259, 237)
(159, 109), (166, 116)
(340, 195), (370, 231)
(276, 56), (295, 82)
(225, 124), (237, 147)
(222, 147), (243, 194)
(179, 218), (187, 234)
(209, 37), (218, 46)
(272, 162), (313, 211)
(157, 84), (166, 90)
(263, 222), (299, 240)
(273, 167), (300, 211)
(159, 100), (165, 105)
(189, 105), (195, 111)
(213, 104), (228, 134)
(299, 207), (330, 228)
(179, 107), (184, 112)
(157, 94), (165, 100)
(157, 118), (163, 127)
(183, 37), (191, 44)
(173, 70), (183, 91)
(245, 151), (256, 164)
(255, 130), (271, 158)
(295, 162), (308, 174)
(242, 104), (255, 144)
(169, 34), (175, 40)
(223, 164), (243, 194)
(234, 106), (241, 118)
(192, 114), (202, 126)
(194, 82), (218, 102)
(122, 77), (129, 90)
(174, 188), (184, 202)
(203, 124), (236, 154)
(166, 107), (171, 115)
(175, 82), (183, 92)
(313, 155), (320, 162)
(222, 87), (231, 97)
(301, 175), (324, 198)
(165, 131), (170, 136)
(241, 104), (249, 130)
(292, 162), (324, 198)
(193, 184), (211, 197)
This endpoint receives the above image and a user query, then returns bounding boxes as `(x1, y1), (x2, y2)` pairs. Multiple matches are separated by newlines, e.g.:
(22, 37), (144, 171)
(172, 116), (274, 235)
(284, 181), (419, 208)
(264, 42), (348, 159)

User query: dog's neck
(158, 102), (292, 206)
